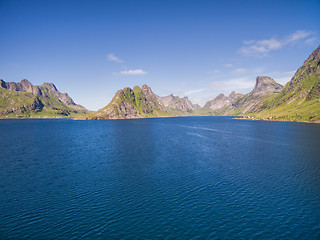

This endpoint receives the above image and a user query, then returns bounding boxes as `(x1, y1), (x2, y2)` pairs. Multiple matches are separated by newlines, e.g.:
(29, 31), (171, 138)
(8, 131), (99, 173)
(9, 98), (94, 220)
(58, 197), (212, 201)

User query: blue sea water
(0, 116), (320, 239)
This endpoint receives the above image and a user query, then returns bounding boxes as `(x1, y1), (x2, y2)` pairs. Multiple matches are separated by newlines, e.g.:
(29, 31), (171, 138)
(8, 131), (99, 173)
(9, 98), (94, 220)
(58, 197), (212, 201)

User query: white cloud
(211, 69), (220, 74)
(107, 53), (123, 63)
(286, 30), (311, 43)
(214, 77), (255, 90)
(272, 70), (296, 85)
(209, 82), (224, 87)
(185, 88), (207, 95)
(190, 97), (215, 106)
(225, 64), (233, 68)
(232, 68), (246, 73)
(305, 37), (318, 44)
(172, 89), (185, 95)
(119, 69), (147, 75)
(240, 30), (313, 56)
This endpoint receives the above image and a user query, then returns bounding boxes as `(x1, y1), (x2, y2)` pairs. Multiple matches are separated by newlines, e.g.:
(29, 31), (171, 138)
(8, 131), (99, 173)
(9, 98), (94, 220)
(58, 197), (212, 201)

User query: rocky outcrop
(204, 91), (243, 114)
(157, 94), (196, 112)
(204, 94), (229, 111)
(229, 91), (244, 102)
(251, 76), (283, 96)
(0, 79), (43, 96)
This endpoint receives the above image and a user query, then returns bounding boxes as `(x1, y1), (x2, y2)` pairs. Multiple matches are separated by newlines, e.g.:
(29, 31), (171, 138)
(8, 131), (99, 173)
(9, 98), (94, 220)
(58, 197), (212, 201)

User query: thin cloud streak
(232, 68), (246, 73)
(107, 53), (123, 63)
(120, 69), (147, 75)
(239, 30), (313, 56)
(185, 88), (207, 95)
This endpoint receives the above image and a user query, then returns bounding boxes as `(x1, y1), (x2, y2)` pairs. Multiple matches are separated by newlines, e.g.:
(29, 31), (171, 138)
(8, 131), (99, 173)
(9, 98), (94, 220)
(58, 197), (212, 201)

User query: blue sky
(0, 0), (319, 110)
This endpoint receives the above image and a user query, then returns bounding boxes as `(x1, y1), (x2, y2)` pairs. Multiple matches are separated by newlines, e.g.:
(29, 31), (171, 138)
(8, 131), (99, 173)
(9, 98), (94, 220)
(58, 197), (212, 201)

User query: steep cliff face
(251, 76), (283, 96)
(0, 79), (88, 117)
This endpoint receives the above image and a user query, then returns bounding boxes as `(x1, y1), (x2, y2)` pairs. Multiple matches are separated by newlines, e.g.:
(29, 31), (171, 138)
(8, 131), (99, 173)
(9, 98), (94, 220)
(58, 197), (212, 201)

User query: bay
(0, 117), (320, 239)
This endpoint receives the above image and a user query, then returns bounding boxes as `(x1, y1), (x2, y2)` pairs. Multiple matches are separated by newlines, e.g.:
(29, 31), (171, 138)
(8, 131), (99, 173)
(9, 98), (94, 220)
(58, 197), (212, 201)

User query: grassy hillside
(227, 46), (320, 122)
(86, 85), (201, 119)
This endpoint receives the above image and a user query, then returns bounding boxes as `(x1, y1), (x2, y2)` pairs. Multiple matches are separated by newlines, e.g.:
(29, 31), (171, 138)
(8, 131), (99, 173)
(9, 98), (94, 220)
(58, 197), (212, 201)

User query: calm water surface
(0, 117), (319, 239)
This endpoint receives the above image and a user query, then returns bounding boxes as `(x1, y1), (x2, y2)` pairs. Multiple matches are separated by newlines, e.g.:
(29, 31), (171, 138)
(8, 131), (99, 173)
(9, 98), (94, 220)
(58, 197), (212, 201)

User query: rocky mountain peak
(20, 79), (33, 92)
(204, 93), (229, 110)
(20, 79), (32, 85)
(156, 93), (196, 112)
(229, 91), (236, 96)
(228, 91), (242, 100)
(216, 93), (226, 99)
(141, 84), (156, 100)
(204, 91), (244, 112)
(141, 84), (151, 91)
(42, 82), (58, 92)
(252, 76), (283, 96)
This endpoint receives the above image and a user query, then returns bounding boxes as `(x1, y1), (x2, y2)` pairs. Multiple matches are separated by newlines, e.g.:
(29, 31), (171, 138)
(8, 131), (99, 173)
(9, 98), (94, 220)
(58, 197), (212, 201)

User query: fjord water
(0, 117), (320, 239)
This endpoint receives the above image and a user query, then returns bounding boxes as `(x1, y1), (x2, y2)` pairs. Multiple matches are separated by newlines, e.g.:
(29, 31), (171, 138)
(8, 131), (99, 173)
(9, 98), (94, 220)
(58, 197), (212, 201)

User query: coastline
(1, 115), (319, 124)
(233, 116), (320, 124)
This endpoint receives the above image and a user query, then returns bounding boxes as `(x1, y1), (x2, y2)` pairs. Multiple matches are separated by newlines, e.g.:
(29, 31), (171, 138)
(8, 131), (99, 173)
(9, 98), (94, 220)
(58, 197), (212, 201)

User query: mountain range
(86, 84), (202, 119)
(0, 79), (88, 118)
(1, 45), (319, 122)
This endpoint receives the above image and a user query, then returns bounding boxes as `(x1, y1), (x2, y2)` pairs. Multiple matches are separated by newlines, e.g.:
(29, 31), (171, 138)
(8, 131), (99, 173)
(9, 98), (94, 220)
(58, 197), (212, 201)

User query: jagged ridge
(0, 79), (88, 117)
(87, 85), (200, 119)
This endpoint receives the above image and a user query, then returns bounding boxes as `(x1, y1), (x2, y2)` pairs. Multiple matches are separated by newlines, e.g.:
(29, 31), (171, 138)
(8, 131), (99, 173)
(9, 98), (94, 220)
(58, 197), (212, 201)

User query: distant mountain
(0, 79), (88, 118)
(203, 91), (243, 114)
(157, 94), (200, 112)
(87, 84), (200, 119)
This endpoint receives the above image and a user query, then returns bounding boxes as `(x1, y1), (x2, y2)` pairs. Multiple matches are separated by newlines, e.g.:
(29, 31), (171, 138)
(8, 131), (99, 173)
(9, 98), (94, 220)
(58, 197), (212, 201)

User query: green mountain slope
(202, 45), (320, 122)
(243, 45), (320, 122)
(0, 79), (88, 118)
(86, 85), (200, 119)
